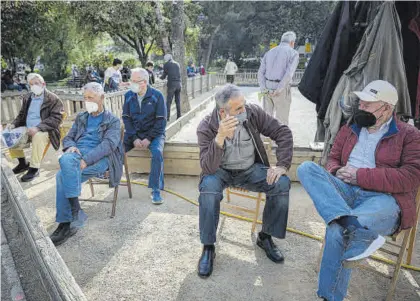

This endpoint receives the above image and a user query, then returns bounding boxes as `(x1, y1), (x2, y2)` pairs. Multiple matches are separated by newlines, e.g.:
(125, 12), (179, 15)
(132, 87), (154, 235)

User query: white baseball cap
(353, 80), (398, 106)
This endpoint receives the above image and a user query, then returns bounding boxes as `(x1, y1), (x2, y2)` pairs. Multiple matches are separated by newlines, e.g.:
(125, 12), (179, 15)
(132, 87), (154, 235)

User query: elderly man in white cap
(297, 80), (420, 301)
(258, 31), (299, 125)
(160, 54), (182, 121)
(50, 82), (123, 246)
(6, 73), (64, 182)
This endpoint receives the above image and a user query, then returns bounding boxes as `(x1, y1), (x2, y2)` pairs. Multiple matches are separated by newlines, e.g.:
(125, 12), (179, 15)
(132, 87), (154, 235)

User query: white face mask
(31, 85), (44, 96)
(85, 101), (99, 114)
(130, 83), (140, 93)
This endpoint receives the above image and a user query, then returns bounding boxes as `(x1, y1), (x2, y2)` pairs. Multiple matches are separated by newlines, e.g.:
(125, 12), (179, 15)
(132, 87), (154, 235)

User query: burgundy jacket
(326, 117), (420, 229)
(197, 104), (293, 178)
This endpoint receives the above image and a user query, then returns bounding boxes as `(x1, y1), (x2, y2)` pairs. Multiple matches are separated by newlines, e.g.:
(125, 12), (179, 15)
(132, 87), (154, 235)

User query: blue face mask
(235, 111), (247, 124)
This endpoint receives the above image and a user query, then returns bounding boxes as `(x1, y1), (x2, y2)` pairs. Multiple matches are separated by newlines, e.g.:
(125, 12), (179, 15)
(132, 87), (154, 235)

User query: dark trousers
(199, 163), (290, 245)
(226, 75), (234, 84)
(167, 86), (181, 121)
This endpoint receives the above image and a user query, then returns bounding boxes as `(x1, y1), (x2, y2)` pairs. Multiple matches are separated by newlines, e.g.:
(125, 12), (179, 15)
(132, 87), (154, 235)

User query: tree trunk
(204, 24), (221, 70)
(171, 0), (190, 113)
(154, 1), (171, 54)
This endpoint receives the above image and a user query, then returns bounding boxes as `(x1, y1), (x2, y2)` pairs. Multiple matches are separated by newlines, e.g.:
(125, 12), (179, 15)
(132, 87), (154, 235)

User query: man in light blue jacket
(50, 82), (123, 246)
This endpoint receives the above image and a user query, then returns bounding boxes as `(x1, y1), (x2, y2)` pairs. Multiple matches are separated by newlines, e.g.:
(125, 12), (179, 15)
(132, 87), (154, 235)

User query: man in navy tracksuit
(123, 68), (167, 204)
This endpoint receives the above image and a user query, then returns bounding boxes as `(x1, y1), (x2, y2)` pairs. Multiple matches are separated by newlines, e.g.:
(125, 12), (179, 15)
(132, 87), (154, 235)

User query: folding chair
(79, 126), (132, 218)
(316, 187), (420, 301)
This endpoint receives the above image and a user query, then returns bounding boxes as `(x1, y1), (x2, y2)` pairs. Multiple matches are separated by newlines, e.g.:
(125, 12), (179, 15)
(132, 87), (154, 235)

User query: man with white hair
(50, 82), (123, 246)
(297, 80), (420, 300)
(123, 68), (167, 204)
(160, 54), (182, 121)
(6, 73), (64, 182)
(258, 31), (299, 125)
(196, 84), (293, 278)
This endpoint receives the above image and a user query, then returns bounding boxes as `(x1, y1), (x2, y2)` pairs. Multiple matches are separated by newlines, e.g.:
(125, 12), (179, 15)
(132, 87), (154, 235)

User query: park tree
(71, 1), (159, 66)
(171, 0), (190, 113)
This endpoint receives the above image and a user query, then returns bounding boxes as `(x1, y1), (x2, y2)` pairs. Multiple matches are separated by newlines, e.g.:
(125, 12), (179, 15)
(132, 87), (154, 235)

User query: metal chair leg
(386, 229), (412, 301)
(111, 186), (119, 218)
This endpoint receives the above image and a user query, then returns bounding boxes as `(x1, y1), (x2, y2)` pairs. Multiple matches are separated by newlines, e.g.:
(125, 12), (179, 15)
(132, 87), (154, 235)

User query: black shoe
(197, 245), (215, 278)
(257, 234), (284, 263)
(50, 223), (78, 246)
(12, 159), (29, 174)
(21, 168), (39, 182)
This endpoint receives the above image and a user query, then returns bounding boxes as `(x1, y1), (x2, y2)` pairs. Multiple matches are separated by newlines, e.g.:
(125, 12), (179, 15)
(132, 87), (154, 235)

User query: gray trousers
(263, 85), (292, 125)
(199, 163), (290, 245)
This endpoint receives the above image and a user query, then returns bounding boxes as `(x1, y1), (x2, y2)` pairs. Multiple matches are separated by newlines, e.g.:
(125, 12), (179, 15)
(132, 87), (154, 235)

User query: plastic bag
(1, 126), (29, 149)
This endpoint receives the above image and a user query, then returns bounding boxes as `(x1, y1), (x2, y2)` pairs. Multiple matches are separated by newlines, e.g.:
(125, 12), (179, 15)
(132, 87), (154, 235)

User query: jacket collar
(350, 115), (399, 138)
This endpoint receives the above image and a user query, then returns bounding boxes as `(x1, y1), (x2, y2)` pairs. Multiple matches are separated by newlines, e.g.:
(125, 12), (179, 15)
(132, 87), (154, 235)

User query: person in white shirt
(224, 58), (238, 84)
(258, 31), (299, 125)
(104, 58), (129, 92)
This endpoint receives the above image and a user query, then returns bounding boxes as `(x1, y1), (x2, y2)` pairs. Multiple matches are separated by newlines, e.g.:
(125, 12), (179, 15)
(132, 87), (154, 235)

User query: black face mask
(354, 105), (385, 128)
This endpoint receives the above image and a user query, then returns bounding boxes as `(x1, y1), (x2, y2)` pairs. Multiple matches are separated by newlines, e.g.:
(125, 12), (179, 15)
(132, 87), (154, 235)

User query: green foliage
(1, 57), (7, 69)
(123, 58), (138, 69)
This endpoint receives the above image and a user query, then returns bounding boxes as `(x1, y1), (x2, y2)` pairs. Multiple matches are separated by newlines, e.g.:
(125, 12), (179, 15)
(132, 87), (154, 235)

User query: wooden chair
(316, 188), (420, 301)
(79, 126), (132, 218)
(225, 187), (265, 233)
(41, 112), (68, 159)
(223, 140), (273, 233)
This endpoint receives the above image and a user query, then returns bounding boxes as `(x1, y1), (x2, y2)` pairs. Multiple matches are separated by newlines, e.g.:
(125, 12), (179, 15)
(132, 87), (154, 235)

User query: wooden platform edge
(127, 144), (322, 182)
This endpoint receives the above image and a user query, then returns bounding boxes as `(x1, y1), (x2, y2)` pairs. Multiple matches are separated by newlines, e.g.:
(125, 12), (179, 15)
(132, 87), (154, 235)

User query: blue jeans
(199, 163), (290, 245)
(56, 152), (108, 223)
(124, 135), (164, 191)
(297, 161), (400, 301)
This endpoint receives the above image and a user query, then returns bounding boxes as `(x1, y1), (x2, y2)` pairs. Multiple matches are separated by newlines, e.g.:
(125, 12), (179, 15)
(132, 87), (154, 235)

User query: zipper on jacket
(246, 123), (266, 165)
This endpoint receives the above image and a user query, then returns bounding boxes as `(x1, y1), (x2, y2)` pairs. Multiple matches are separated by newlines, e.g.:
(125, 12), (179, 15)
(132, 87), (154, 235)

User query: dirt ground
(2, 85), (420, 301)
(6, 154), (419, 301)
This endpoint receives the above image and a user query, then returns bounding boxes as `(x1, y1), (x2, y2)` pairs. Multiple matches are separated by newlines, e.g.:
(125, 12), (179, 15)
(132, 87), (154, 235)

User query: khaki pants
(9, 131), (50, 168)
(263, 86), (292, 125)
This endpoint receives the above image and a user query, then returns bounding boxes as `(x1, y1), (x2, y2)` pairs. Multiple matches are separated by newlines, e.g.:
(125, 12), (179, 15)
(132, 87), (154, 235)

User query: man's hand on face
(266, 166), (287, 185)
(215, 115), (238, 148)
(336, 165), (358, 185)
(27, 127), (39, 137)
(218, 115), (238, 139)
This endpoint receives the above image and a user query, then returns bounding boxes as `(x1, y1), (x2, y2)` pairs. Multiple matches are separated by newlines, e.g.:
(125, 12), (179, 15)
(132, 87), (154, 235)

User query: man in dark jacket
(123, 68), (167, 204)
(196, 84), (293, 278)
(50, 82), (123, 246)
(297, 80), (420, 301)
(160, 54), (181, 121)
(7, 73), (64, 182)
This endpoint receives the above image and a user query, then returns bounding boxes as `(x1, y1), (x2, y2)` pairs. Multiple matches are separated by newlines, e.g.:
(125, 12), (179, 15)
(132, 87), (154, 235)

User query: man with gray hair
(258, 31), (299, 125)
(6, 73), (64, 182)
(196, 84), (293, 278)
(123, 68), (167, 204)
(160, 53), (182, 121)
(50, 82), (123, 246)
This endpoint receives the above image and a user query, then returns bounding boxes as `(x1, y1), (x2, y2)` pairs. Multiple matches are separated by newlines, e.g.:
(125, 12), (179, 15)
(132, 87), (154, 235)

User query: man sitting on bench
(50, 82), (123, 246)
(297, 80), (420, 301)
(196, 84), (293, 278)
